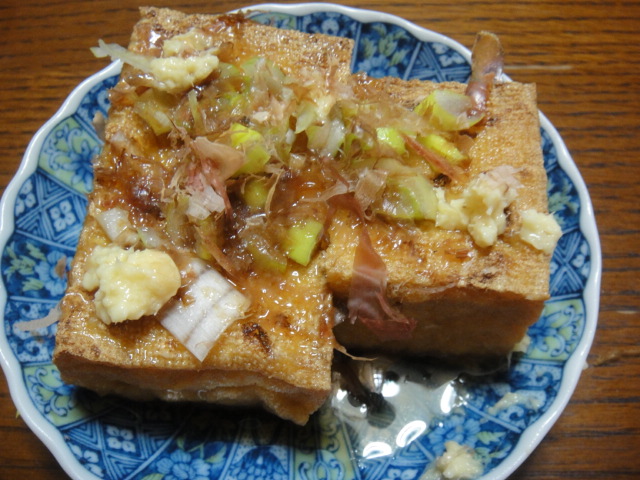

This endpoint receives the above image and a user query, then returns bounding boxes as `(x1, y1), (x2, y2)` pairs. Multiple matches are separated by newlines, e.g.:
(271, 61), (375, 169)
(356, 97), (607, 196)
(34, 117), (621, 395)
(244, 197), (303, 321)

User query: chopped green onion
(160, 259), (250, 362)
(230, 123), (262, 145)
(229, 123), (271, 175)
(285, 219), (324, 266)
(240, 145), (270, 175)
(378, 174), (437, 221)
(242, 177), (269, 209)
(295, 100), (318, 134)
(376, 127), (406, 155)
(307, 118), (346, 157)
(419, 134), (466, 164)
(246, 241), (287, 273)
(414, 89), (484, 131)
(134, 88), (176, 135)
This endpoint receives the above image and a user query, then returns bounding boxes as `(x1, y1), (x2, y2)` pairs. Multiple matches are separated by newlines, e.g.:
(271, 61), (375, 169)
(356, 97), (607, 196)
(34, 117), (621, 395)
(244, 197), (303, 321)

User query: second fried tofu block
(322, 79), (552, 358)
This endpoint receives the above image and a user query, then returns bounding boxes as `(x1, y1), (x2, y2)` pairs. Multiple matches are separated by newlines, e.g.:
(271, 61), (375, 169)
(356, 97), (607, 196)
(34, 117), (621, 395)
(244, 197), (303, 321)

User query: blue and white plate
(0, 4), (600, 479)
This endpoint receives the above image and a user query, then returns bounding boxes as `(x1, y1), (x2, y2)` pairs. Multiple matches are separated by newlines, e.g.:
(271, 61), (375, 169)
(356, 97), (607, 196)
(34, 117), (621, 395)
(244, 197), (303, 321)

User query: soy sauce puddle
(329, 352), (508, 460)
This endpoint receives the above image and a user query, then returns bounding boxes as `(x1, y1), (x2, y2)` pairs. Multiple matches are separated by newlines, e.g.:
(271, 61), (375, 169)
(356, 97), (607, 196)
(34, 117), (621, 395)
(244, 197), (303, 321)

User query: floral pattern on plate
(0, 6), (598, 480)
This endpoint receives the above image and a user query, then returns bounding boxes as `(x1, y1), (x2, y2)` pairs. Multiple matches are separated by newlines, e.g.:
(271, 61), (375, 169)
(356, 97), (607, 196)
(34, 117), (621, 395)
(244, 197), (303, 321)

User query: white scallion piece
(160, 260), (250, 362)
(95, 207), (137, 246)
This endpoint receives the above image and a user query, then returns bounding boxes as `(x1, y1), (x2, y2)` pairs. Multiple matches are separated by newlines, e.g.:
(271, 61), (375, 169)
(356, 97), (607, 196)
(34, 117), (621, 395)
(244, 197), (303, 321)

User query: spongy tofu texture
(53, 7), (353, 426)
(322, 77), (551, 357)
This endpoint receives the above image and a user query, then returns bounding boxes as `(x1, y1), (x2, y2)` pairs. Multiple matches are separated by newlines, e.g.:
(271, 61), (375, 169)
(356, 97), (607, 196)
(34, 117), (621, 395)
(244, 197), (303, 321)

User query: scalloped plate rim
(0, 60), (120, 480)
(0, 4), (600, 480)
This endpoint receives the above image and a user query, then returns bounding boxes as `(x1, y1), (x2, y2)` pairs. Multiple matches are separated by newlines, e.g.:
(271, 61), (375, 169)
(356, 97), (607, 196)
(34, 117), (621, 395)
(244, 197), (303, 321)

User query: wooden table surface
(0, 0), (638, 478)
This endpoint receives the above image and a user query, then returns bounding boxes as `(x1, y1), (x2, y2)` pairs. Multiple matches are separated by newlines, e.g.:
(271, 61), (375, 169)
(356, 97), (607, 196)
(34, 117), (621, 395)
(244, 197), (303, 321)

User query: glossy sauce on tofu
(87, 14), (558, 349)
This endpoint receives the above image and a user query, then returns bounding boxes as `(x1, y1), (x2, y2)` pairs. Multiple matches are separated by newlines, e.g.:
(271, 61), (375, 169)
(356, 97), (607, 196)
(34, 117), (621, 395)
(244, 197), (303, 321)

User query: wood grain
(1, 0), (639, 478)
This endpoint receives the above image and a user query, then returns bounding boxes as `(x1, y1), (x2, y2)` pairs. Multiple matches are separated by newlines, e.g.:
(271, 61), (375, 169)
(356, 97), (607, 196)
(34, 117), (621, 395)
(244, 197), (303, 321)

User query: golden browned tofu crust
(53, 7), (352, 426)
(129, 7), (354, 78)
(323, 79), (550, 357)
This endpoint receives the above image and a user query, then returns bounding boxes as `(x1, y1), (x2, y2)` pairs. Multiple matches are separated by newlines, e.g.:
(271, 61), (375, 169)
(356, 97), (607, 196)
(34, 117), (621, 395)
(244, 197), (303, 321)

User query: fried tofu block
(322, 78), (552, 358)
(53, 7), (353, 425)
